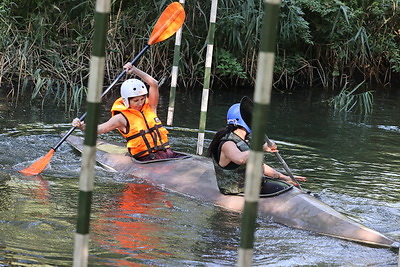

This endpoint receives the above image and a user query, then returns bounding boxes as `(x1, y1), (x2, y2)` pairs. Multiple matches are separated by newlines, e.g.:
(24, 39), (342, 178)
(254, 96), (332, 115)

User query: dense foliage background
(1, 0), (399, 109)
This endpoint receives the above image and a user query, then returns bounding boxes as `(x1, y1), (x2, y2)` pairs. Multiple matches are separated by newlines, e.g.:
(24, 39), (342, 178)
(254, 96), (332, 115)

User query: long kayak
(66, 135), (399, 248)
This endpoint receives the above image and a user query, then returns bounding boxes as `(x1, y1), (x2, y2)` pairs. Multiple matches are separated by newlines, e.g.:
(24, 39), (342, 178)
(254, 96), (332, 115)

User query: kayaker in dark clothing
(207, 102), (306, 195)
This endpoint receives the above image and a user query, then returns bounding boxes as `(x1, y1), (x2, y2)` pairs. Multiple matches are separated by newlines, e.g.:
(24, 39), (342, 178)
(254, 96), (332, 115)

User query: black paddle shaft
(52, 44), (151, 151)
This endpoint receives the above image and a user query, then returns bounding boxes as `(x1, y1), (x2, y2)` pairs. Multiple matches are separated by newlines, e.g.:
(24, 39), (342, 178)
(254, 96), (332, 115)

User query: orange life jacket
(111, 97), (170, 158)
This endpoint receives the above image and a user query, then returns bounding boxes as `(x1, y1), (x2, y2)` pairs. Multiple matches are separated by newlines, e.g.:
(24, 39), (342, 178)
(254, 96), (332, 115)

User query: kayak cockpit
(232, 178), (294, 198)
(131, 151), (192, 164)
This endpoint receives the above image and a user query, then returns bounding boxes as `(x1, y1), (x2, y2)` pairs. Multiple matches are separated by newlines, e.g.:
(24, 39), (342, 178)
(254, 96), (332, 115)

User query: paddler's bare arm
(220, 138), (278, 167)
(220, 141), (288, 178)
(72, 113), (128, 134)
(219, 141), (250, 167)
(219, 139), (307, 185)
(262, 142), (307, 184)
(123, 63), (159, 111)
(263, 163), (307, 185)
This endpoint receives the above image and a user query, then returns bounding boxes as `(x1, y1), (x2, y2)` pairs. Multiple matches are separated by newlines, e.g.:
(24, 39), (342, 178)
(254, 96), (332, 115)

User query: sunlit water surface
(0, 88), (399, 266)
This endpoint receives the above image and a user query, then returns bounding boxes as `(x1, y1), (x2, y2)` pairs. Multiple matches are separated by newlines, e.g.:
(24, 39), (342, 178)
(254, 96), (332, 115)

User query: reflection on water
(91, 183), (172, 265)
(0, 88), (399, 265)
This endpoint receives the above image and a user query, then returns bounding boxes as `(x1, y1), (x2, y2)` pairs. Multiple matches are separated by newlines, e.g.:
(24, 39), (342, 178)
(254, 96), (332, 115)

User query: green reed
(331, 82), (374, 114)
(1, 0), (399, 112)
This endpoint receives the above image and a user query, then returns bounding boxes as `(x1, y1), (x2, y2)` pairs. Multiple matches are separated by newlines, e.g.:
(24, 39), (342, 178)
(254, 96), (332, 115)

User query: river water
(0, 86), (399, 266)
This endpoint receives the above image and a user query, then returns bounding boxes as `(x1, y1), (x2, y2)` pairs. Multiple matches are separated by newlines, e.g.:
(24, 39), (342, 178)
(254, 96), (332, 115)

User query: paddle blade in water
(148, 2), (185, 45)
(19, 149), (55, 176)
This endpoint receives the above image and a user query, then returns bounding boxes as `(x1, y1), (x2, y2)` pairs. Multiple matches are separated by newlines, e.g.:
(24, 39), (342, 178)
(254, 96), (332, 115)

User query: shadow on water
(0, 88), (399, 265)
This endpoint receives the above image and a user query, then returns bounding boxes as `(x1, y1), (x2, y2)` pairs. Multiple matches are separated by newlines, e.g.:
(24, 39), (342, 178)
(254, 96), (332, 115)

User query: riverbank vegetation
(1, 0), (399, 111)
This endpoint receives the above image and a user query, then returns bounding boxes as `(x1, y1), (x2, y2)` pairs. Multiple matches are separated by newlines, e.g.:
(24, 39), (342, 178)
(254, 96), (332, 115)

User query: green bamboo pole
(237, 0), (281, 266)
(167, 0), (185, 126)
(73, 0), (110, 266)
(196, 0), (218, 155)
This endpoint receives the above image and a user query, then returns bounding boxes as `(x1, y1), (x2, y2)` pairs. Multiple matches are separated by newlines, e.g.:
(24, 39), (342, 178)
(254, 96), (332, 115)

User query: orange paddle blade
(19, 149), (55, 176)
(148, 2), (186, 45)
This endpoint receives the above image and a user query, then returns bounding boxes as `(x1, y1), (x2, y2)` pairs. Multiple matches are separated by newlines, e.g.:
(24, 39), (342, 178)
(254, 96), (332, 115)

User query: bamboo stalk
(196, 0), (218, 155)
(73, 1), (110, 266)
(167, 0), (185, 126)
(237, 0), (281, 266)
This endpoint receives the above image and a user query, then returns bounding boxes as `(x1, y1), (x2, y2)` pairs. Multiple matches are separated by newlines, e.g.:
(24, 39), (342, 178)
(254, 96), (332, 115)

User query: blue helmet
(226, 103), (251, 133)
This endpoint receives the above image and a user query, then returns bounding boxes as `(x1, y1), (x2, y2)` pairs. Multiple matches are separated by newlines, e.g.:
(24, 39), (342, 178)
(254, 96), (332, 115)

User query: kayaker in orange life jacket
(72, 63), (182, 161)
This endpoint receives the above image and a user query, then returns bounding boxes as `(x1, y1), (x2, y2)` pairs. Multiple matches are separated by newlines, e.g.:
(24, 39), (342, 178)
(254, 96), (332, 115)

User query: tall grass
(1, 0), (399, 112)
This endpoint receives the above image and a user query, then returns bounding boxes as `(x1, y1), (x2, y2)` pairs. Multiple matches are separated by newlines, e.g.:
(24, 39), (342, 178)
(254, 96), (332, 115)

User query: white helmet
(120, 79), (148, 107)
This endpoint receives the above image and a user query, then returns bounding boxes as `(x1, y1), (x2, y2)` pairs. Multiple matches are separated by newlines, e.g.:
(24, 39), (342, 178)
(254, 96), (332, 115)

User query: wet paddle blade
(148, 2), (186, 45)
(19, 149), (55, 176)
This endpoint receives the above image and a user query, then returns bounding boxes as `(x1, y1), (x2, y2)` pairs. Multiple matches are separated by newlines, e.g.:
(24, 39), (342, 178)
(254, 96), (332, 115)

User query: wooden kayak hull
(66, 135), (399, 248)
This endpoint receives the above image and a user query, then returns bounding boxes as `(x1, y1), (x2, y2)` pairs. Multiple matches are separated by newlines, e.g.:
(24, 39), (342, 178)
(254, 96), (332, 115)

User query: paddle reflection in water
(24, 175), (51, 205)
(91, 183), (173, 264)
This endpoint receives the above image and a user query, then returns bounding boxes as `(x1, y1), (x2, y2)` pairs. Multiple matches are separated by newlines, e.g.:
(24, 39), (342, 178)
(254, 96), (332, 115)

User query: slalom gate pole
(72, 0), (110, 266)
(167, 0), (185, 126)
(196, 0), (218, 155)
(237, 0), (282, 266)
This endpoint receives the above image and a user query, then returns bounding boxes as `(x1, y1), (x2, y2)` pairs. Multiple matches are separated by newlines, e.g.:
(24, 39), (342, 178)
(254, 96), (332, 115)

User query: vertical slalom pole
(73, 0), (110, 266)
(167, 0), (185, 126)
(237, 0), (281, 266)
(196, 0), (218, 155)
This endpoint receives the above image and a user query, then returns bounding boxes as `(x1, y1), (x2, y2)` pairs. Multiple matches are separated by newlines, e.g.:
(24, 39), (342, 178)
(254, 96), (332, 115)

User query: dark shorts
(136, 148), (185, 162)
